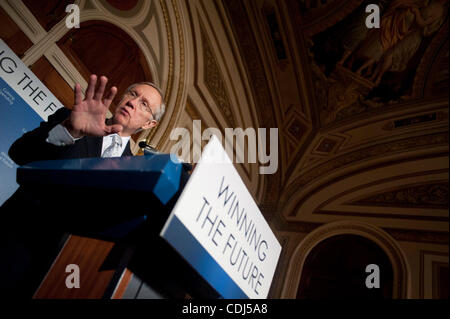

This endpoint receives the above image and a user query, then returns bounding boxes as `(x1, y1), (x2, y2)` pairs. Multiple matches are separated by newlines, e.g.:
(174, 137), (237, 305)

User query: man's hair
(125, 82), (166, 122)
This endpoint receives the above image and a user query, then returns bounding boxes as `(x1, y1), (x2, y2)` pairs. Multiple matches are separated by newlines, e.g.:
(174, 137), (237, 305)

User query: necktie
(102, 134), (122, 158)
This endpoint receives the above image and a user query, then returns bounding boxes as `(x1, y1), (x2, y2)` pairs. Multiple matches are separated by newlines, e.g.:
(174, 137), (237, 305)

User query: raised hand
(63, 74), (122, 138)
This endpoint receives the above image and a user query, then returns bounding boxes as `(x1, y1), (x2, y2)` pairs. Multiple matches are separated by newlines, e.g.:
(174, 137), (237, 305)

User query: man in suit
(8, 74), (165, 165)
(0, 74), (166, 298)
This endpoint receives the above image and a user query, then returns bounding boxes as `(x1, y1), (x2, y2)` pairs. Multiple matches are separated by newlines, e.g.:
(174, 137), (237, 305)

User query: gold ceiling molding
(98, 0), (145, 19)
(131, 0), (163, 82)
(199, 20), (236, 128)
(145, 0), (173, 147)
(283, 157), (449, 235)
(315, 169), (448, 212)
(349, 181), (448, 210)
(184, 97), (201, 121)
(382, 111), (446, 131)
(270, 212), (320, 234)
(222, 0), (281, 205)
(211, 0), (259, 131)
(221, 0), (277, 130)
(157, 0), (185, 150)
(318, 97), (448, 135)
(385, 229), (448, 245)
(282, 132), (448, 208)
(145, 0), (186, 150)
(198, 0), (250, 131)
(280, 220), (409, 298)
(270, 211), (449, 244)
(286, 151), (449, 221)
(177, 2), (263, 188)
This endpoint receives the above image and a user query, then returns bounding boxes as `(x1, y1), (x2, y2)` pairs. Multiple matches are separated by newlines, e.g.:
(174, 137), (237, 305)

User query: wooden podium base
(33, 235), (134, 299)
(32, 230), (217, 299)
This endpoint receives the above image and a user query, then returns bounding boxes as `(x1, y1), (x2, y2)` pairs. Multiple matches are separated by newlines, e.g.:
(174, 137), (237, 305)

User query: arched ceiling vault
(7, 0), (446, 242)
(220, 0), (449, 242)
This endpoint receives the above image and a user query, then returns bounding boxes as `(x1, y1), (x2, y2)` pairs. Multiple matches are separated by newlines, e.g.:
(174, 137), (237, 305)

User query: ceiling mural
(309, 0), (448, 126)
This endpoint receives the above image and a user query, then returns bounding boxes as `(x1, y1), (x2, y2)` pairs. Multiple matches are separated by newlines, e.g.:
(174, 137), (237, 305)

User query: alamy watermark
(365, 4), (380, 29)
(365, 264), (380, 289)
(65, 264), (80, 289)
(169, 120), (278, 175)
(65, 4), (80, 29)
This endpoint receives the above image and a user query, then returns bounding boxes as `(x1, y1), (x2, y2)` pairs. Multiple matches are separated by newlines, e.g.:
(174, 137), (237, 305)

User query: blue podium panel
(16, 154), (182, 205)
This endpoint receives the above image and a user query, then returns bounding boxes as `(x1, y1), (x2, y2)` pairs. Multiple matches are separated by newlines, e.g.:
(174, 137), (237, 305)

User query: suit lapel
(85, 136), (103, 158)
(122, 141), (133, 156)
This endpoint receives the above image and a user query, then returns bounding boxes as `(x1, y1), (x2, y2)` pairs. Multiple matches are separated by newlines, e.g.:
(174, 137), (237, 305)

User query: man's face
(112, 84), (160, 136)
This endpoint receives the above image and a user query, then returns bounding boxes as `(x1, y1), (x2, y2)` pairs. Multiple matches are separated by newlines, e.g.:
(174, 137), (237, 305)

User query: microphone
(138, 140), (158, 153)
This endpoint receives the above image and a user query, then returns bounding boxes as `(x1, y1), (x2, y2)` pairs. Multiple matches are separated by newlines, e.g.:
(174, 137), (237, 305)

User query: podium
(4, 153), (219, 299)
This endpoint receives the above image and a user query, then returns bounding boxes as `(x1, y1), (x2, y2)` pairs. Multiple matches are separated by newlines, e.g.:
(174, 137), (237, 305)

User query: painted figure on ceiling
(369, 0), (447, 84)
(349, 0), (423, 78)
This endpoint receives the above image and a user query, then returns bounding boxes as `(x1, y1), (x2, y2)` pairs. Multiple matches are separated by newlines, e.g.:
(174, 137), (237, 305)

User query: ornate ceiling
(1, 0), (448, 299)
(2, 0), (447, 242)
(219, 0), (448, 244)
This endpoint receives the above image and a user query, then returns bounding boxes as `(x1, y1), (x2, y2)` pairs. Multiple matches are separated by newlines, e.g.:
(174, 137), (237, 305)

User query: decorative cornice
(222, 0), (281, 204)
(145, 0), (186, 150)
(350, 181), (449, 209)
(387, 229), (448, 245)
(199, 21), (236, 127)
(97, 0), (145, 21)
(144, 0), (173, 147)
(272, 208), (449, 244)
(312, 169), (448, 213)
(284, 132), (448, 204)
(221, 0), (276, 129)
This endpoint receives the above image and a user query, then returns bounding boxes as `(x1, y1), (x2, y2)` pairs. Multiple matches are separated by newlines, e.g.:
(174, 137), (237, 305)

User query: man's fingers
(106, 124), (123, 135)
(103, 86), (118, 108)
(85, 74), (97, 100)
(94, 76), (108, 101)
(74, 83), (82, 106)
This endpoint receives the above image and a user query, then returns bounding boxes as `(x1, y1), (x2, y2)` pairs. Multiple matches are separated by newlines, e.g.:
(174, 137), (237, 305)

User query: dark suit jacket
(0, 107), (135, 298)
(8, 107), (132, 166)
(2, 106), (194, 298)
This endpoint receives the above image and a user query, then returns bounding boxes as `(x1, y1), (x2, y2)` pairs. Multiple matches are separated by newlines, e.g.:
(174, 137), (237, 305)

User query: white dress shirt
(46, 124), (130, 157)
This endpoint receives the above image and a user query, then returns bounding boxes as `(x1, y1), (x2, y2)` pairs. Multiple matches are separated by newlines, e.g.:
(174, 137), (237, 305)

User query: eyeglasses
(125, 89), (155, 120)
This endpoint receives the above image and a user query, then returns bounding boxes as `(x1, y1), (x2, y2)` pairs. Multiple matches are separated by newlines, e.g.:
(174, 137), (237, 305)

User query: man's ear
(141, 119), (157, 130)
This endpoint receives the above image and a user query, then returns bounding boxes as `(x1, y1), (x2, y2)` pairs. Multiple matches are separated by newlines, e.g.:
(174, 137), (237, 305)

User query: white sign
(0, 39), (62, 205)
(161, 135), (281, 299)
(0, 39), (63, 121)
